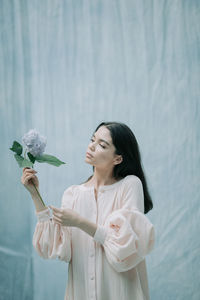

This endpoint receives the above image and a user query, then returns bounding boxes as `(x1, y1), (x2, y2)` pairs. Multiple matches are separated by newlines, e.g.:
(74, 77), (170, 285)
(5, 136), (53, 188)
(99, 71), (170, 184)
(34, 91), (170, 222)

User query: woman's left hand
(49, 205), (81, 227)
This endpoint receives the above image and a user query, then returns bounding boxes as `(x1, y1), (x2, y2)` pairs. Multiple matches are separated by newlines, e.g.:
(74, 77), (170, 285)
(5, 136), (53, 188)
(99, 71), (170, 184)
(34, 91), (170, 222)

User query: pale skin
(21, 125), (123, 238)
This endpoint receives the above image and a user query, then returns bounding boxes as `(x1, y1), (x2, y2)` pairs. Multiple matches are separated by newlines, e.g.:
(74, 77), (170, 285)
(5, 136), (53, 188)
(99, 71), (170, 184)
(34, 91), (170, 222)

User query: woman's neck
(89, 168), (117, 189)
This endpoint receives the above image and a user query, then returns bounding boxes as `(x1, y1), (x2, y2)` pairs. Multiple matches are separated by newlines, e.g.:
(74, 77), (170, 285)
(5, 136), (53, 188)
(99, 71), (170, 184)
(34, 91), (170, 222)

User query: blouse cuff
(35, 207), (52, 222)
(93, 225), (107, 245)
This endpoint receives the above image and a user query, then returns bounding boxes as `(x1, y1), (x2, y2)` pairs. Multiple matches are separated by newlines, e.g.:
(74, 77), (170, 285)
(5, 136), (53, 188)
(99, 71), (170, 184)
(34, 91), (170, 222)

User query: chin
(84, 158), (92, 165)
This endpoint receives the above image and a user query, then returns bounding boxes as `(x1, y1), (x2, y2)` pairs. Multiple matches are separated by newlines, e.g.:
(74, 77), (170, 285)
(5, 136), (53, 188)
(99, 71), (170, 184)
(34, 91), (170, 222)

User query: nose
(89, 141), (95, 151)
(89, 144), (95, 151)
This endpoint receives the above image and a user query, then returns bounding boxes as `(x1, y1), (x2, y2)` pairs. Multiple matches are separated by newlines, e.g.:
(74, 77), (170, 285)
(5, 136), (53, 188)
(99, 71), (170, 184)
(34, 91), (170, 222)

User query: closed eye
(90, 138), (106, 149)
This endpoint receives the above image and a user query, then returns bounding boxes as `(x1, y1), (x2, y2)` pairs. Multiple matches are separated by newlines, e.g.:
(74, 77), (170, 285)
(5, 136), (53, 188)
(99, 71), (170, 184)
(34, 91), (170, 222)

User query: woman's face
(85, 126), (122, 169)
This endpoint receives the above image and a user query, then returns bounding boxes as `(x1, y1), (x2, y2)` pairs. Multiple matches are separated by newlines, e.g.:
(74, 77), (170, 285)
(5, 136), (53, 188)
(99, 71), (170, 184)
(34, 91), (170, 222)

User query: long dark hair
(84, 121), (153, 214)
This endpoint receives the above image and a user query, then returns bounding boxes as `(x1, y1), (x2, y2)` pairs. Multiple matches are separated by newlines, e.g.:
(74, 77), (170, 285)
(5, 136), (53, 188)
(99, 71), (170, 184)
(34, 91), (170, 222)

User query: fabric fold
(93, 208), (155, 272)
(32, 211), (72, 262)
(32, 186), (74, 263)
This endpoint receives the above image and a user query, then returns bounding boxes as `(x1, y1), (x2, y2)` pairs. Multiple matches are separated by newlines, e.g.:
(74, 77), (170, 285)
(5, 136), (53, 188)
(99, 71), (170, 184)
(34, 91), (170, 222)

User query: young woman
(21, 121), (155, 300)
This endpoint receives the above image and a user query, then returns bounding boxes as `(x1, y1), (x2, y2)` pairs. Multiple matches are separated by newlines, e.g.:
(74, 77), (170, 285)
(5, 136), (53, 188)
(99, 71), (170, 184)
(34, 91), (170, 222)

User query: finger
(49, 206), (61, 213)
(25, 174), (35, 181)
(23, 167), (30, 171)
(53, 215), (61, 221)
(24, 174), (36, 184)
(52, 211), (62, 218)
(24, 174), (34, 182)
(23, 168), (32, 173)
(53, 216), (61, 224)
(25, 169), (37, 174)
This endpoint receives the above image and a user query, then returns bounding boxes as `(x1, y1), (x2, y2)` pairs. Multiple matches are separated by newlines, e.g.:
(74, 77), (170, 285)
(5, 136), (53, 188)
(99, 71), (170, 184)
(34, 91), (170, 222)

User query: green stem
(24, 149), (27, 159)
(22, 149), (45, 206)
(23, 149), (45, 207)
(32, 181), (46, 207)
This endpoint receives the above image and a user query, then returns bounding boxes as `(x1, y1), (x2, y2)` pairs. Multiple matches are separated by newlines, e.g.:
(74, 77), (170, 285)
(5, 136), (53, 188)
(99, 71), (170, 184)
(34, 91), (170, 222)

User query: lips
(86, 152), (93, 158)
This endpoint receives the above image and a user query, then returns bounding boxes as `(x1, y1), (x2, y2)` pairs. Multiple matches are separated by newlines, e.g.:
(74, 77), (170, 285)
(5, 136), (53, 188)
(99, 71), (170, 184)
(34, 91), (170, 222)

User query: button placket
(88, 187), (107, 299)
(87, 195), (96, 300)
(88, 244), (96, 299)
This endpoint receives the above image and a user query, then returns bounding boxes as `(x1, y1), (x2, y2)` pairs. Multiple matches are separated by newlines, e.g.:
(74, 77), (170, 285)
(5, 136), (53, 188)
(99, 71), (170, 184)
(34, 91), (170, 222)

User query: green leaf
(22, 158), (34, 168)
(27, 152), (36, 164)
(14, 154), (33, 168)
(10, 141), (23, 155)
(35, 154), (66, 167)
(14, 154), (24, 167)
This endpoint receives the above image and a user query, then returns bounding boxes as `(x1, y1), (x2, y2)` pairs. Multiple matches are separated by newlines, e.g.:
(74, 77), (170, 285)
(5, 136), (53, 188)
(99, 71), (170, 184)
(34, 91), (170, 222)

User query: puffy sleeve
(32, 185), (75, 263)
(93, 176), (155, 272)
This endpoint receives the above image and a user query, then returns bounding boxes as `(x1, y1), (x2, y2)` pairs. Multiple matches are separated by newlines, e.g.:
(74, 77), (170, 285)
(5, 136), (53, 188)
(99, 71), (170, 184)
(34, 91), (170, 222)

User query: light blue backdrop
(0, 1), (199, 299)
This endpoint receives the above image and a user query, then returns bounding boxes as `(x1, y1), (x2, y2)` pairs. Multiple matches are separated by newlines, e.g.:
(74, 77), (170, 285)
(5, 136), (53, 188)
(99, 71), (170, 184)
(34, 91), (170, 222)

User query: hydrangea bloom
(22, 129), (47, 157)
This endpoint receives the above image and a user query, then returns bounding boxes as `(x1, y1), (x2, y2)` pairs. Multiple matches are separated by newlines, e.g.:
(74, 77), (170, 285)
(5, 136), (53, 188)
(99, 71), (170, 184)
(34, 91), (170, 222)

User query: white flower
(22, 129), (47, 157)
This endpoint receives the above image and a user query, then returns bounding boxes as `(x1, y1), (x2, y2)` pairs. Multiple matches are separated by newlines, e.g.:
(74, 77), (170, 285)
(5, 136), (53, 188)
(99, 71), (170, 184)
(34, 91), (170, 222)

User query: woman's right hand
(21, 167), (39, 195)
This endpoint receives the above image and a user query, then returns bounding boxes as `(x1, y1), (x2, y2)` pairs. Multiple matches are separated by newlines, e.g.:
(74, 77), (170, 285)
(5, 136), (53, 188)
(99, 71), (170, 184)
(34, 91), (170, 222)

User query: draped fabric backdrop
(0, 1), (199, 299)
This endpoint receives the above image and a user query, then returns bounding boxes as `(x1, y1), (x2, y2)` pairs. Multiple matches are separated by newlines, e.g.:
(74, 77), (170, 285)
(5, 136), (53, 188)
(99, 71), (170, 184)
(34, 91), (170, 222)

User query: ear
(113, 155), (123, 165)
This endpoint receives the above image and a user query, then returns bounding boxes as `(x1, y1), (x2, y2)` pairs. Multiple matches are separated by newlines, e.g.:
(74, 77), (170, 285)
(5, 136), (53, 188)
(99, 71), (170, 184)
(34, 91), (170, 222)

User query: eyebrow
(92, 134), (111, 146)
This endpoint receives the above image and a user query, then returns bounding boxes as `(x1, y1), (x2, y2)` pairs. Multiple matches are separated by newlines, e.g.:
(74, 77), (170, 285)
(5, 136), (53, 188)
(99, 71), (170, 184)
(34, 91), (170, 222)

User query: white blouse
(32, 175), (155, 300)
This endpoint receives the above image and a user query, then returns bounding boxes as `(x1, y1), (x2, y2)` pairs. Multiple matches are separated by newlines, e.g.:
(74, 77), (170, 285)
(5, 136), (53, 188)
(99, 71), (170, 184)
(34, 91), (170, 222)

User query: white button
(90, 253), (94, 257)
(91, 276), (94, 280)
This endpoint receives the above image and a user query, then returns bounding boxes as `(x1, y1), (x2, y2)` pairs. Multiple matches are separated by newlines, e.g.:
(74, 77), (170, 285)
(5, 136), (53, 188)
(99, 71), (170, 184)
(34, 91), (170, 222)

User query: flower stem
(31, 181), (46, 207)
(23, 149), (45, 206)
(24, 149), (27, 159)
